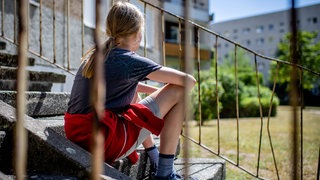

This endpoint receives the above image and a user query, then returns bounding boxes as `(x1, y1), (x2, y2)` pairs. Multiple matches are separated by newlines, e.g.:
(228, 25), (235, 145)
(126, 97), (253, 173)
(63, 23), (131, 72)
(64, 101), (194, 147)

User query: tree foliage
(192, 49), (279, 123)
(270, 31), (320, 90)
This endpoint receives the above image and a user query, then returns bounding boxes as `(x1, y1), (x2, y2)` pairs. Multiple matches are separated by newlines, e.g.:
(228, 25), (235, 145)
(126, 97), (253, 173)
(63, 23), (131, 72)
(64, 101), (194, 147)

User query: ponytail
(82, 1), (144, 78)
(81, 37), (116, 79)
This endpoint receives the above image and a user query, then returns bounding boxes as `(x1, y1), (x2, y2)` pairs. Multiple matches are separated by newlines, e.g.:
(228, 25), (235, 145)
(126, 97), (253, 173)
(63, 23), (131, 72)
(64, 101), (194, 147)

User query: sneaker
(154, 172), (198, 180)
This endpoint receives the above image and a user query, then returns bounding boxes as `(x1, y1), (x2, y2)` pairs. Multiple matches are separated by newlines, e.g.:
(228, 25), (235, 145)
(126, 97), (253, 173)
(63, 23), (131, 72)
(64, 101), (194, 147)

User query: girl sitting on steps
(64, 1), (197, 179)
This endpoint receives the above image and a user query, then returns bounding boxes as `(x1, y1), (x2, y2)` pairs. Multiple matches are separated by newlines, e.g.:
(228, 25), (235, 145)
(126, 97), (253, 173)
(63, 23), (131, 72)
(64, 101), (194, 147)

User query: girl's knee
(166, 84), (184, 101)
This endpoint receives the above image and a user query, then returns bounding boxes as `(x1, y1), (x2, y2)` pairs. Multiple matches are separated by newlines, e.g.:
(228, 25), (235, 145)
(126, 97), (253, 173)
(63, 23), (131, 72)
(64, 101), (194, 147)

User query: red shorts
(64, 103), (164, 164)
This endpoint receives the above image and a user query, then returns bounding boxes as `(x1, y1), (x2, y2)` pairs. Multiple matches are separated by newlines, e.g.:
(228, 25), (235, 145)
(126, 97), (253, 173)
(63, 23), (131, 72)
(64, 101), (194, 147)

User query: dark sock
(146, 145), (159, 167)
(156, 153), (175, 177)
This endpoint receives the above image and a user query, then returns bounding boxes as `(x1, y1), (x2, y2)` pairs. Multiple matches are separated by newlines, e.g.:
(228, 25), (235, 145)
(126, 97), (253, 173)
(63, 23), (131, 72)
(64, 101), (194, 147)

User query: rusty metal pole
(91, 0), (106, 179)
(39, 0), (43, 56)
(182, 0), (193, 178)
(289, 0), (300, 179)
(15, 0), (28, 179)
(53, 0), (56, 64)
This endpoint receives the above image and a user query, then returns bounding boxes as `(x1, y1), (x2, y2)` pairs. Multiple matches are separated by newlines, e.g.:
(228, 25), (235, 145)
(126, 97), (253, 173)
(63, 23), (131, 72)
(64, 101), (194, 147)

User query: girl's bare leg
(148, 84), (185, 155)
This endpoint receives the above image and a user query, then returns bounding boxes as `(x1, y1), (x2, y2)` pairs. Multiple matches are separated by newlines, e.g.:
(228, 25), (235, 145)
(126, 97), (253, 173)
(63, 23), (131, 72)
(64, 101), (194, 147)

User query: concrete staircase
(0, 52), (66, 92)
(0, 41), (225, 179)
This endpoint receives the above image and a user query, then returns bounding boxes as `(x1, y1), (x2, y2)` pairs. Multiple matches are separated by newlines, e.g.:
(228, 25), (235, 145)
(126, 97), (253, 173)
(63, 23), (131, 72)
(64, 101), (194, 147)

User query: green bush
(240, 96), (279, 117)
(191, 47), (279, 120)
(192, 71), (224, 124)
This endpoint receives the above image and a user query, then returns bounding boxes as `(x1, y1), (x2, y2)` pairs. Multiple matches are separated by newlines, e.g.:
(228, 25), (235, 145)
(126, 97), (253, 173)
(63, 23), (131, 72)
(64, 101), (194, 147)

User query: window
(280, 22), (284, 26)
(256, 38), (264, 45)
(256, 26), (264, 34)
(246, 40), (251, 46)
(243, 27), (250, 34)
(307, 17), (312, 23)
(313, 17), (318, 24)
(165, 21), (180, 43)
(268, 24), (274, 31)
(165, 21), (196, 44)
(233, 29), (238, 33)
(268, 36), (274, 43)
(224, 31), (230, 37)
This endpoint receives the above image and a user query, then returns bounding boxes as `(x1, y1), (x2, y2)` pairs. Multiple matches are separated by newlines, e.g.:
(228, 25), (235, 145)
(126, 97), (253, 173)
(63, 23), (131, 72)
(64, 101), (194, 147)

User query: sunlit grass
(180, 106), (320, 179)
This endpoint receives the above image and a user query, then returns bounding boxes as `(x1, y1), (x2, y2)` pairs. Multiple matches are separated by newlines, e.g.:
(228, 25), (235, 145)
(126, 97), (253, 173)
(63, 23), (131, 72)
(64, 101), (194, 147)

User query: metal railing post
(214, 35), (220, 155)
(289, 0), (300, 179)
(15, 0), (28, 179)
(39, 0), (43, 56)
(91, 0), (105, 179)
(234, 45), (240, 166)
(196, 27), (202, 143)
(182, 0), (193, 177)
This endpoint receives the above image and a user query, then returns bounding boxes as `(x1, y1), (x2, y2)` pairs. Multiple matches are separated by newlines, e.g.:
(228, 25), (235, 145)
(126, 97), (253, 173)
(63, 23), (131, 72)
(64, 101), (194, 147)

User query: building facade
(210, 4), (320, 83)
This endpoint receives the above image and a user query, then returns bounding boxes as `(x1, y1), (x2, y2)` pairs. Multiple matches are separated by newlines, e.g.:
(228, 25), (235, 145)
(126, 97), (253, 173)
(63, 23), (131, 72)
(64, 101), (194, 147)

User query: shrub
(240, 96), (279, 117)
(192, 71), (224, 124)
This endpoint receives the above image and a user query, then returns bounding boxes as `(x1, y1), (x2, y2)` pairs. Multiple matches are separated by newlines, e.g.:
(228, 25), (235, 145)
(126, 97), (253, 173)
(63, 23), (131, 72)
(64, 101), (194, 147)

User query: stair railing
(1, 0), (320, 179)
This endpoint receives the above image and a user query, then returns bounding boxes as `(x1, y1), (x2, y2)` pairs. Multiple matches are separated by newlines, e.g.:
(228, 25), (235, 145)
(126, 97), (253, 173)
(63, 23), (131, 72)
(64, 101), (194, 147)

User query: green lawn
(179, 106), (320, 179)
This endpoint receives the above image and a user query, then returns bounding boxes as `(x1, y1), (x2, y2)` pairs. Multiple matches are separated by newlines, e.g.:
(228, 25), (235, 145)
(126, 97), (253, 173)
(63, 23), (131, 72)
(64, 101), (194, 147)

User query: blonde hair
(82, 1), (144, 78)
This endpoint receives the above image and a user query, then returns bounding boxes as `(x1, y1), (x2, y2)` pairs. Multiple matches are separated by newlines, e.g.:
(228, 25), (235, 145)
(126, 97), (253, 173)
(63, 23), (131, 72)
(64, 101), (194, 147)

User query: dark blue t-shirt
(67, 48), (161, 114)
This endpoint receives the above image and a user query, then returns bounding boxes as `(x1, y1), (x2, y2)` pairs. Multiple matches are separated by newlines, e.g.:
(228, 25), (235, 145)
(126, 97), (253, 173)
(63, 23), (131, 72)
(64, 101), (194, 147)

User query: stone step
(0, 52), (35, 67)
(34, 116), (225, 180)
(0, 91), (70, 117)
(0, 66), (66, 83)
(0, 100), (130, 179)
(0, 80), (53, 92)
(0, 100), (226, 180)
(174, 158), (225, 180)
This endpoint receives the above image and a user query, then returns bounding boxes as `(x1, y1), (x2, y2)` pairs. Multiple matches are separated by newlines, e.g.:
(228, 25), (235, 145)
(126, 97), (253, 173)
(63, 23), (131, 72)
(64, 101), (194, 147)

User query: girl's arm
(146, 67), (196, 90)
(136, 82), (159, 94)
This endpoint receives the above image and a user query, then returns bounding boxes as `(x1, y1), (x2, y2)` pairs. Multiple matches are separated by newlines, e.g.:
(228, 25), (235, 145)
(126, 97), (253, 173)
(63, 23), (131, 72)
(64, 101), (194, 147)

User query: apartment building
(160, 0), (215, 69)
(210, 4), (320, 81)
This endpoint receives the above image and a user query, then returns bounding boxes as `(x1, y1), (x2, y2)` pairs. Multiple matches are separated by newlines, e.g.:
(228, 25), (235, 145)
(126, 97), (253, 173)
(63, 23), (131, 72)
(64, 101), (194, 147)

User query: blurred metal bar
(182, 0), (193, 178)
(27, 1), (29, 49)
(196, 27), (202, 143)
(267, 62), (280, 180)
(254, 54), (264, 177)
(143, 2), (147, 57)
(161, 11), (166, 66)
(289, 0), (300, 179)
(81, 0), (84, 56)
(214, 35), (220, 154)
(15, 0), (28, 178)
(1, 0), (3, 36)
(178, 18), (182, 70)
(299, 68), (304, 179)
(67, 0), (70, 70)
(39, 0), (43, 55)
(317, 147), (320, 180)
(14, 0), (17, 43)
(234, 45), (240, 165)
(91, 0), (105, 179)
(53, 0), (56, 64)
